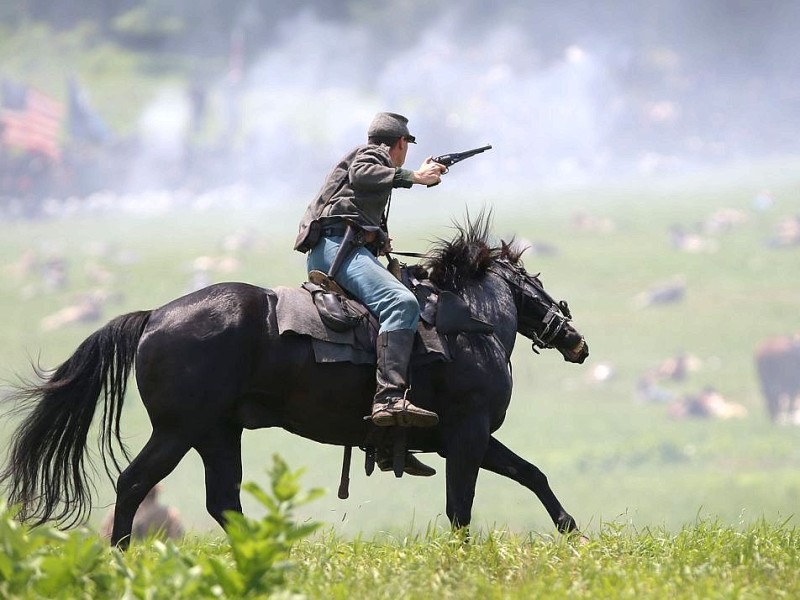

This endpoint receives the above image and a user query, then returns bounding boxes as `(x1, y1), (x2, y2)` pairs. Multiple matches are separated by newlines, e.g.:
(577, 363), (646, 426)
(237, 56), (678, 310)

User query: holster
(302, 278), (367, 332)
(328, 223), (360, 280)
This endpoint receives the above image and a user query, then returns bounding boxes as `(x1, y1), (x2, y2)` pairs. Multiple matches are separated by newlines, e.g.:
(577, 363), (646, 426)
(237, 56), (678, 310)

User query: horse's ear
(500, 239), (517, 262)
(499, 238), (527, 264)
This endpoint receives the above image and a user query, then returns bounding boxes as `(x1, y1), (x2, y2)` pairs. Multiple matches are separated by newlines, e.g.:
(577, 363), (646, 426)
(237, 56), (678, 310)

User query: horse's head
(489, 243), (589, 364)
(425, 211), (588, 364)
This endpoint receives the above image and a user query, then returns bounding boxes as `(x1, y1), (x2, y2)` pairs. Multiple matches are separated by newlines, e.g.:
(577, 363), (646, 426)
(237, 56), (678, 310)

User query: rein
(487, 261), (572, 351)
(392, 252), (569, 320)
(389, 251), (572, 351)
(388, 250), (429, 259)
(488, 263), (572, 320)
(389, 250), (511, 363)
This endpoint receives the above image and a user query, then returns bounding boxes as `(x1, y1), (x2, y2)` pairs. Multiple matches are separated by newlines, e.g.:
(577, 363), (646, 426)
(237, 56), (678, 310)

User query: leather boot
(376, 449), (436, 477)
(371, 330), (439, 427)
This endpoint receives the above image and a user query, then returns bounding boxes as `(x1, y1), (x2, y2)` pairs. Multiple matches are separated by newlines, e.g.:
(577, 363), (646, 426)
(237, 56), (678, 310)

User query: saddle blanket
(272, 286), (450, 365)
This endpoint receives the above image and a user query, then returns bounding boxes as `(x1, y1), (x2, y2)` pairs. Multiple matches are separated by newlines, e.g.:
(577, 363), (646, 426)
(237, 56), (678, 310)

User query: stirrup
(377, 451), (436, 477)
(371, 398), (439, 428)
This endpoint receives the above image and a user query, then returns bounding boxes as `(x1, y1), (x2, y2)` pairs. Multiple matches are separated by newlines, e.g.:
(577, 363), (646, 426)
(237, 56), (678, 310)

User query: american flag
(1, 82), (63, 161)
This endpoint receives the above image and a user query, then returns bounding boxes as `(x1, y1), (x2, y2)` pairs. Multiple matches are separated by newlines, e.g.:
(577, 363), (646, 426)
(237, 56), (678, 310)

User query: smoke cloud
(125, 3), (800, 199)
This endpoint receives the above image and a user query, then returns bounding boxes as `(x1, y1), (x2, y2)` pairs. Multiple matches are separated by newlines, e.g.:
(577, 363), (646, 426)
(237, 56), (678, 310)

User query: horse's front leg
(443, 415), (491, 529)
(481, 435), (581, 536)
(194, 422), (244, 528)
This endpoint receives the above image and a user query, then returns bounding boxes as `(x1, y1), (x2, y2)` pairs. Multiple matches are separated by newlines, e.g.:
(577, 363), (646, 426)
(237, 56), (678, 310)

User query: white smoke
(204, 10), (628, 195)
(127, 88), (192, 192)
(124, 5), (800, 199)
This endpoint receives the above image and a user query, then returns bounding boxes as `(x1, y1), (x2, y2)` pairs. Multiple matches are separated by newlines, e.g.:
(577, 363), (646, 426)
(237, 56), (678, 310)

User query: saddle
(275, 262), (495, 490)
(274, 262), (494, 364)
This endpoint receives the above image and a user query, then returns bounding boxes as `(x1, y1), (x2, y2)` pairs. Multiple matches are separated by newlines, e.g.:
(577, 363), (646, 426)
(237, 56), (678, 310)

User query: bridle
(390, 250), (575, 352)
(488, 258), (574, 352)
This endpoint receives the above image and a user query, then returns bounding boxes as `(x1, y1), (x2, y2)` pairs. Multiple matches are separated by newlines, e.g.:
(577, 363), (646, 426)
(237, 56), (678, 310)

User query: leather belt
(320, 224), (378, 245)
(320, 225), (348, 238)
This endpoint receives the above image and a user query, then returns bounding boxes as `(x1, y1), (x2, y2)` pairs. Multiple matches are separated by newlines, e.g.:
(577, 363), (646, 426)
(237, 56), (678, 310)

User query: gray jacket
(294, 143), (415, 252)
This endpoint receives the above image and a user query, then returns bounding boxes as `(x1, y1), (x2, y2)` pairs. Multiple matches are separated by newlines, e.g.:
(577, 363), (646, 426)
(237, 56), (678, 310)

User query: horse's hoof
(566, 532), (591, 545)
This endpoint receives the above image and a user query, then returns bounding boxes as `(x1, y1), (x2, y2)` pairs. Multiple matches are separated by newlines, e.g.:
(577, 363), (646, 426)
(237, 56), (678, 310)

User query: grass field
(1, 158), (799, 545)
(285, 520), (800, 599)
(0, 464), (798, 598)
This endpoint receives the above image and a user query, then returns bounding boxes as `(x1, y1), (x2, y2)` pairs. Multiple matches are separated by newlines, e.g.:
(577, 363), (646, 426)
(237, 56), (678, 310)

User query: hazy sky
(133, 2), (796, 196)
(38, 1), (796, 197)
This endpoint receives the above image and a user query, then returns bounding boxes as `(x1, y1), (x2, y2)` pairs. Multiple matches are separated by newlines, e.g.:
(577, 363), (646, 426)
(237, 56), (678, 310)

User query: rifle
(428, 144), (492, 186)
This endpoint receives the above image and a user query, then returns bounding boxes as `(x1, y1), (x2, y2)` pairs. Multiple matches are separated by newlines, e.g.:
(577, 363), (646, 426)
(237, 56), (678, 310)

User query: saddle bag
(301, 280), (366, 332)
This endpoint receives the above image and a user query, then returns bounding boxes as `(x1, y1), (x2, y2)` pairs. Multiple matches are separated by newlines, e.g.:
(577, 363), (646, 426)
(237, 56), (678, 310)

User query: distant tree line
(2, 1), (355, 58)
(2, 0), (799, 78)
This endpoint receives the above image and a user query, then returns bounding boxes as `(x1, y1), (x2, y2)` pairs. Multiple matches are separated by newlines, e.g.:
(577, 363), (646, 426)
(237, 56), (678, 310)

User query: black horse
(0, 216), (588, 547)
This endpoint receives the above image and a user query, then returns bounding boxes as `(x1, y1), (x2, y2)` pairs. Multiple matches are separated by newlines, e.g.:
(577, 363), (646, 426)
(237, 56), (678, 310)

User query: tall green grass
(286, 520), (800, 599)
(0, 457), (798, 598)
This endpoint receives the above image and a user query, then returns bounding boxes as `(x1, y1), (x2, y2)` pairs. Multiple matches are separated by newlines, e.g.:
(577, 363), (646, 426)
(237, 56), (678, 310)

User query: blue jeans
(307, 235), (419, 334)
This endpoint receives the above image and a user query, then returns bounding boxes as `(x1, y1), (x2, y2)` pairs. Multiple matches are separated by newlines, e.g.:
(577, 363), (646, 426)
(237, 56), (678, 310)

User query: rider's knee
(392, 288), (420, 320)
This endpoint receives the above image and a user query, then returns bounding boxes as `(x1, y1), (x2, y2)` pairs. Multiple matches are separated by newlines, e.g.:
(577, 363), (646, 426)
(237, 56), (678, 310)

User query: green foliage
(112, 4), (184, 38)
(209, 454), (325, 597)
(0, 456), (322, 598)
(1, 506), (797, 598)
(0, 500), (110, 597)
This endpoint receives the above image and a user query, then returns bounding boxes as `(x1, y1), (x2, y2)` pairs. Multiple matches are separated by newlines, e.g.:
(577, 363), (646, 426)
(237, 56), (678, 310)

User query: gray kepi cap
(367, 112), (416, 143)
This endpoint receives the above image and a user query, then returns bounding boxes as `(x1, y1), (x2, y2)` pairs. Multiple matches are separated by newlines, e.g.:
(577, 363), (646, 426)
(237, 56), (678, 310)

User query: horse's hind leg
(481, 435), (580, 535)
(193, 423), (244, 528)
(112, 431), (192, 548)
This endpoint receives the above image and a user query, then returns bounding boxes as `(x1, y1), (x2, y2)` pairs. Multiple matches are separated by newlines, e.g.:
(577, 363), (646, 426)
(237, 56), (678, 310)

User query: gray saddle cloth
(273, 286), (449, 365)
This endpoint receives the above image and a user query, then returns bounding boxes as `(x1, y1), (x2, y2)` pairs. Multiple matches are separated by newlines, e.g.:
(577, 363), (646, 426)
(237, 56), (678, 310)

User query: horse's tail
(0, 310), (152, 528)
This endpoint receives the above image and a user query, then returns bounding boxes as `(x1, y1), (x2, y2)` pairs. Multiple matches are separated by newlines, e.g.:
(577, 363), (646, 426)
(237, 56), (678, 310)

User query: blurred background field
(1, 1), (799, 541)
(1, 161), (798, 538)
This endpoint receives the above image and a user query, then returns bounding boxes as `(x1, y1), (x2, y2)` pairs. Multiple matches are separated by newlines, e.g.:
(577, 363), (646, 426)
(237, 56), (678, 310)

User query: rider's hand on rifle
(412, 157), (445, 186)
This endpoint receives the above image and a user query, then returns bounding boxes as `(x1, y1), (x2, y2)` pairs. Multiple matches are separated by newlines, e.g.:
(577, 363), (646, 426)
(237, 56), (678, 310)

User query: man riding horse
(1, 202), (590, 547)
(294, 113), (445, 432)
(0, 115), (592, 547)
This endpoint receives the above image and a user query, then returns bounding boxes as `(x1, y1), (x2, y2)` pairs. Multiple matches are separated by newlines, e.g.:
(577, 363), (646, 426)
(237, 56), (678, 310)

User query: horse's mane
(425, 210), (526, 291)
